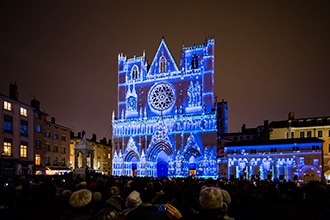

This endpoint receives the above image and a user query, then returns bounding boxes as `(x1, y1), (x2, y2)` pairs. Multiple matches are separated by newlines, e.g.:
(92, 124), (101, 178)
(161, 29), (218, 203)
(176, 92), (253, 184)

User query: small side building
(221, 138), (324, 184)
(70, 131), (112, 177)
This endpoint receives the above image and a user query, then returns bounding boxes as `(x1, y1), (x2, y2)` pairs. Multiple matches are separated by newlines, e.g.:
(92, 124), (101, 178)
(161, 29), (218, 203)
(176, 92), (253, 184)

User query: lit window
(191, 54), (198, 69)
(159, 56), (166, 73)
(4, 141), (12, 156)
(4, 115), (12, 132)
(20, 107), (27, 116)
(20, 144), (27, 158)
(35, 124), (41, 132)
(35, 154), (41, 165)
(53, 133), (58, 139)
(4, 101), (12, 111)
(131, 65), (139, 80)
(53, 157), (58, 166)
(45, 131), (50, 138)
(317, 130), (323, 138)
(20, 120), (28, 136)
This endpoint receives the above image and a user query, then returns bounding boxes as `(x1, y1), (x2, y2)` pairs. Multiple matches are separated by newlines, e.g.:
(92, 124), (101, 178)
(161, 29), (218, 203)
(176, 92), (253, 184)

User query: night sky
(1, 0), (330, 140)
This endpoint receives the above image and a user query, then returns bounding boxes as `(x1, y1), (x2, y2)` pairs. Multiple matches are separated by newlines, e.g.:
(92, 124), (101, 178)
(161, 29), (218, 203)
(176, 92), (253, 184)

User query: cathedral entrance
(132, 163), (137, 177)
(189, 163), (196, 176)
(157, 161), (168, 178)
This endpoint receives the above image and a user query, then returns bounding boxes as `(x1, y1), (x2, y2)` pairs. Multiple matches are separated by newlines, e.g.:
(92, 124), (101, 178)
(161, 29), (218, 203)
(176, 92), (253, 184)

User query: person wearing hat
(61, 189), (94, 219)
(126, 188), (168, 220)
(192, 186), (234, 220)
(121, 190), (142, 218)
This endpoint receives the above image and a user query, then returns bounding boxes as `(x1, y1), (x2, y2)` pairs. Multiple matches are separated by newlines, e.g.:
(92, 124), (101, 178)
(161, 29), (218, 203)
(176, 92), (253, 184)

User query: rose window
(148, 83), (175, 112)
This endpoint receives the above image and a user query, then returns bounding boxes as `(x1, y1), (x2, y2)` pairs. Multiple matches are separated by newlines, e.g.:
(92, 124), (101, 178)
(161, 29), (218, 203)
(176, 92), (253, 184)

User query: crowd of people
(0, 173), (330, 220)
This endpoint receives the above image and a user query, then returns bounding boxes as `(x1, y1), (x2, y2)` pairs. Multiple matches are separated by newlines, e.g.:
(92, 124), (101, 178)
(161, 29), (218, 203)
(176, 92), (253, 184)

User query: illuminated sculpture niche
(112, 38), (227, 178)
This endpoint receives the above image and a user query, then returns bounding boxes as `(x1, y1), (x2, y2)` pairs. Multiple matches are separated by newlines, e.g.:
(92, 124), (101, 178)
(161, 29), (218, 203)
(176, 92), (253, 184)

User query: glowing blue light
(112, 38), (221, 178)
(223, 140), (323, 182)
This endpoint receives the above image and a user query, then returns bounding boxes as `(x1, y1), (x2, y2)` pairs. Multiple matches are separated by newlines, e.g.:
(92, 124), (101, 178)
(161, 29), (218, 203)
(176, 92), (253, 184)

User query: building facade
(112, 38), (228, 178)
(223, 138), (323, 184)
(70, 132), (112, 175)
(268, 112), (330, 182)
(0, 83), (34, 175)
(42, 117), (71, 175)
(31, 98), (49, 175)
(0, 83), (72, 175)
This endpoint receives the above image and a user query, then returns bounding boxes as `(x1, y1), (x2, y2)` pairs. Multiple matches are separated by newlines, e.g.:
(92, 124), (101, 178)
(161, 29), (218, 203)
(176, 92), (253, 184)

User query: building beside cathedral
(112, 38), (228, 178)
(222, 138), (323, 183)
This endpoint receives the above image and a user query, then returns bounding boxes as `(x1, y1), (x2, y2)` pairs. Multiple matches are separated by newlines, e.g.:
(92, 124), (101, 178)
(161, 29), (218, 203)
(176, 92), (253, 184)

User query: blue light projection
(112, 38), (227, 178)
(221, 139), (323, 183)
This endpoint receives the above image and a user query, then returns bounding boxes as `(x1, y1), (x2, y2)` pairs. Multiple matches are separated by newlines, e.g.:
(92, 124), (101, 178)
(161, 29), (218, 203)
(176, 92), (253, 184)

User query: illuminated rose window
(148, 83), (175, 112)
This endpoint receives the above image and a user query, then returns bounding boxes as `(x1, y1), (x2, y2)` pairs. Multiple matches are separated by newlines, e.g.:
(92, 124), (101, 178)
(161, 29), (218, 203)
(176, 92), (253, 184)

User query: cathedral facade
(112, 38), (228, 178)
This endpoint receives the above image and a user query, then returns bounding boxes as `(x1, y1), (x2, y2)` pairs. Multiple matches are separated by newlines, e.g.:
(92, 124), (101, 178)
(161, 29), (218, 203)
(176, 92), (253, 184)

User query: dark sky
(1, 0), (330, 140)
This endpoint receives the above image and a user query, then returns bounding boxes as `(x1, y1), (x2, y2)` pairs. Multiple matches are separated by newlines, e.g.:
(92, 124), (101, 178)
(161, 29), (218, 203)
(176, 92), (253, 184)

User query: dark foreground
(1, 174), (330, 220)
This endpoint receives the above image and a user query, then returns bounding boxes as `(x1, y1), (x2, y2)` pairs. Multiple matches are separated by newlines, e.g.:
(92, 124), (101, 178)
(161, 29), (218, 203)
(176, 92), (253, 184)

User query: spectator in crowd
(121, 190), (142, 218)
(93, 208), (121, 220)
(126, 187), (168, 220)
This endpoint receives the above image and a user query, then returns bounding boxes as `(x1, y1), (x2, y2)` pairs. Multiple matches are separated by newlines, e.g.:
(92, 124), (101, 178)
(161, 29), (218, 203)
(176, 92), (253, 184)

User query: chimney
(288, 111), (295, 120)
(31, 99), (40, 110)
(92, 133), (97, 142)
(264, 120), (269, 128)
(9, 82), (18, 100)
(241, 124), (246, 132)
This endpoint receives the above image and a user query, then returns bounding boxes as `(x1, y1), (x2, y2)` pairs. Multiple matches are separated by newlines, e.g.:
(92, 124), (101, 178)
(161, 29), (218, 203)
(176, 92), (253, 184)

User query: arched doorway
(124, 151), (139, 177)
(157, 161), (168, 178)
(147, 141), (173, 177)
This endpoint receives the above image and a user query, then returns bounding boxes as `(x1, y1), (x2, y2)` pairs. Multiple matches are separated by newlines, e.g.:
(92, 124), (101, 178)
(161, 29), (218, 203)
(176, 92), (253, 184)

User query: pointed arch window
(159, 56), (166, 73)
(191, 54), (198, 69)
(131, 65), (139, 80)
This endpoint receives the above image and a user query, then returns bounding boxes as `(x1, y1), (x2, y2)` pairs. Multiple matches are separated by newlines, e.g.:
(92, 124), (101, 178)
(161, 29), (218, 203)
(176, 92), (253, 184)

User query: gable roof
(147, 38), (179, 75)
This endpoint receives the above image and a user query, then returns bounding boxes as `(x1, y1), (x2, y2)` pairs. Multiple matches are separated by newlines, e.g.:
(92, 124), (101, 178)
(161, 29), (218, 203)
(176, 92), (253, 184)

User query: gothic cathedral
(112, 38), (228, 178)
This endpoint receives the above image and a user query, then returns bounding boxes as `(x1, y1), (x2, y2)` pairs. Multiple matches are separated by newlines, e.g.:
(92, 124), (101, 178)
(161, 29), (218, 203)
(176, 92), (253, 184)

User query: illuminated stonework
(112, 38), (227, 178)
(148, 83), (175, 113)
(220, 138), (323, 183)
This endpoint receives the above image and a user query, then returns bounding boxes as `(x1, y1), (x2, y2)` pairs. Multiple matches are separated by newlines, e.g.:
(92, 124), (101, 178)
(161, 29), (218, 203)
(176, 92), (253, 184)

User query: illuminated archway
(183, 147), (202, 176)
(147, 141), (173, 161)
(299, 165), (322, 182)
(77, 151), (83, 168)
(146, 141), (173, 177)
